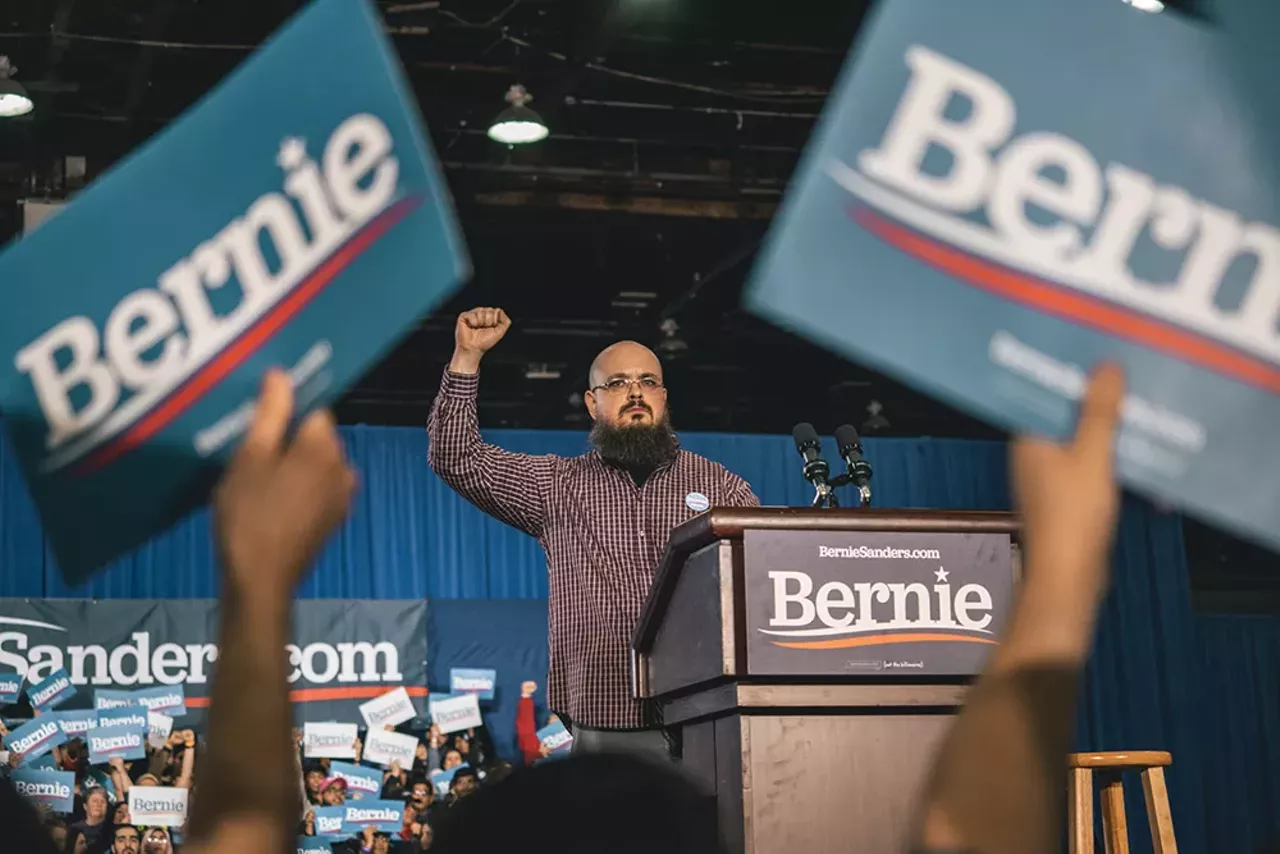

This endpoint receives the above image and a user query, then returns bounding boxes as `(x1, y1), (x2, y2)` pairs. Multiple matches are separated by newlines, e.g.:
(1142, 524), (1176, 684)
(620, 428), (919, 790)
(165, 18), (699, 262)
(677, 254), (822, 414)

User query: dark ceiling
(0, 0), (1274, 596)
(0, 0), (994, 438)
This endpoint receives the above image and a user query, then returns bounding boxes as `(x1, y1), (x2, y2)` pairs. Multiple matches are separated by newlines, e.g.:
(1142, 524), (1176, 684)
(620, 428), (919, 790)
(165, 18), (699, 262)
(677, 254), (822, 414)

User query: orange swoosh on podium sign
(185, 685), (430, 708)
(772, 633), (998, 650)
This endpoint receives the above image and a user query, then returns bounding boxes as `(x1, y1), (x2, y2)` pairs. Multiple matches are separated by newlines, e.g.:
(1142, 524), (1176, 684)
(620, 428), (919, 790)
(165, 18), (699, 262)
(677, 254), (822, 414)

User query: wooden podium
(632, 508), (1020, 854)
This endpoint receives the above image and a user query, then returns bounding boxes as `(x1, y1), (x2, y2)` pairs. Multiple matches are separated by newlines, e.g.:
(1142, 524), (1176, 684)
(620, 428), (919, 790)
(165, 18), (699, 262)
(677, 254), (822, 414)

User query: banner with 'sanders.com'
(745, 0), (1280, 552)
(0, 0), (470, 582)
(0, 598), (428, 725)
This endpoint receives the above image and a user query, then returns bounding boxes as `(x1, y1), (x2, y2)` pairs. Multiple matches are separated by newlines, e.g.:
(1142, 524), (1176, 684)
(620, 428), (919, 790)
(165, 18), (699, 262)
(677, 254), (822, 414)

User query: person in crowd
(428, 308), (759, 760)
(67, 828), (91, 854)
(110, 824), (141, 854)
(69, 786), (111, 851)
(320, 776), (348, 807)
(111, 800), (131, 827)
(412, 821), (433, 853)
(440, 749), (463, 772)
(423, 724), (446, 772)
(59, 739), (87, 777)
(446, 768), (478, 806)
(429, 752), (721, 854)
(140, 826), (174, 854)
(302, 761), (326, 806)
(399, 802), (421, 844)
(46, 817), (68, 851)
(514, 681), (547, 766)
(413, 741), (432, 777)
(405, 778), (439, 831)
(381, 759), (409, 800)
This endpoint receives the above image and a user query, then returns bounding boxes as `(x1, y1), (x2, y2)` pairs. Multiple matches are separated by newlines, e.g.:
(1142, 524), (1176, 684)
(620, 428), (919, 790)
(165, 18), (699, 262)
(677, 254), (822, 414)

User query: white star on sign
(934, 567), (949, 583)
(277, 137), (307, 170)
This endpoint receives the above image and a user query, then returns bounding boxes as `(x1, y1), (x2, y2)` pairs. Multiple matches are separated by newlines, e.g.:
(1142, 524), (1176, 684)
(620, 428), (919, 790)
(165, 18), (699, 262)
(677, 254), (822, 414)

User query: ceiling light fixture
(1122, 0), (1165, 13)
(0, 57), (34, 118)
(487, 84), (549, 145)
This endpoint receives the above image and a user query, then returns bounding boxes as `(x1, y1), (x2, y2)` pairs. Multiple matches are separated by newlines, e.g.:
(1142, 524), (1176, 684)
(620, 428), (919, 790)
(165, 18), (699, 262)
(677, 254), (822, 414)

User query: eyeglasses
(589, 376), (664, 394)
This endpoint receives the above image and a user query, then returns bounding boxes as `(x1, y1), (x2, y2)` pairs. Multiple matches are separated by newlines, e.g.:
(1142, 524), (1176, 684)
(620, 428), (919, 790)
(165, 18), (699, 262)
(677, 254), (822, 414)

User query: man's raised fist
(455, 307), (511, 356)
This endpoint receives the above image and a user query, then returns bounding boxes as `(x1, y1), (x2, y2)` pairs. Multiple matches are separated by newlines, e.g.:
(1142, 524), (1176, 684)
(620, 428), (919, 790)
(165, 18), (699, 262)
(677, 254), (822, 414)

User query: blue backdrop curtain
(1195, 614), (1280, 854)
(2, 424), (1274, 853)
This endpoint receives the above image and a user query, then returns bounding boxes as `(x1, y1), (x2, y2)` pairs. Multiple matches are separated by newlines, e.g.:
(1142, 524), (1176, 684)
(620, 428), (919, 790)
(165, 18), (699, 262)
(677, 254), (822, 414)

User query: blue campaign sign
(311, 806), (346, 839)
(536, 721), (572, 756)
(297, 838), (334, 854)
(96, 707), (149, 732)
(342, 799), (404, 835)
(429, 765), (463, 797)
(0, 0), (470, 581)
(132, 685), (187, 718)
(745, 0), (1280, 551)
(86, 723), (147, 765)
(11, 769), (76, 813)
(24, 753), (59, 771)
(449, 668), (496, 701)
(4, 717), (67, 763)
(94, 689), (140, 711)
(0, 670), (22, 704)
(26, 668), (76, 712)
(327, 760), (382, 800)
(49, 709), (99, 739)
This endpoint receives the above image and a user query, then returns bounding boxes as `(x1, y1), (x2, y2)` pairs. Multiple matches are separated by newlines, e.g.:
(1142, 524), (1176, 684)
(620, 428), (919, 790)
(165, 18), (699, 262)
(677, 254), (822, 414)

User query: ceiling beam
(35, 0), (77, 117)
(469, 191), (776, 220)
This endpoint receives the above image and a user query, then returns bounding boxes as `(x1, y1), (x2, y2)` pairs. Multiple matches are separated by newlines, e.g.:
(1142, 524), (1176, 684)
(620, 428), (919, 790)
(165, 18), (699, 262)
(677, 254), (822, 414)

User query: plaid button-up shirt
(427, 369), (760, 729)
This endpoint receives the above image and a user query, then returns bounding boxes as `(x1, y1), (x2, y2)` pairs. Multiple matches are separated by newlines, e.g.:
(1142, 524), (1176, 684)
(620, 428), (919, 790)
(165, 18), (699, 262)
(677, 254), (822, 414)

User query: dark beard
(590, 415), (679, 471)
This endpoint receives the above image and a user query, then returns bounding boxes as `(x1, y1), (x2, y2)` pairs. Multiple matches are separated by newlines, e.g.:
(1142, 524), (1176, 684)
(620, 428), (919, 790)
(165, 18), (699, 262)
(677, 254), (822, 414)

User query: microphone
(833, 423), (873, 507)
(792, 423), (837, 508)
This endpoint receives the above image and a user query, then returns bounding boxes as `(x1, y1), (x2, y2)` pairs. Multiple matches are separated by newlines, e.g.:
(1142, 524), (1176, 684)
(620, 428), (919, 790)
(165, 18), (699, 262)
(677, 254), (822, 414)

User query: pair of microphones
(791, 423), (873, 508)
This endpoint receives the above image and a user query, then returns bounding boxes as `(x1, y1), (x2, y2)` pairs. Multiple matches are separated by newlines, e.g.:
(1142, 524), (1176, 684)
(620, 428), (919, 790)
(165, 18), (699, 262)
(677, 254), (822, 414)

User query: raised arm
(186, 371), (356, 854)
(427, 308), (553, 537)
(914, 365), (1125, 854)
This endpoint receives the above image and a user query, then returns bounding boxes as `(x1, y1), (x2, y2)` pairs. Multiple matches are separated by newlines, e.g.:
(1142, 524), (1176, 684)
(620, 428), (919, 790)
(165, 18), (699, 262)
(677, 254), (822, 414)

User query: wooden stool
(1067, 751), (1178, 854)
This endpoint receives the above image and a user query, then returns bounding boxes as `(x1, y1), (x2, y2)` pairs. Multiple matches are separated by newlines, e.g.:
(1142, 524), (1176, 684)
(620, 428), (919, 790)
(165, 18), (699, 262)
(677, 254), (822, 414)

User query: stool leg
(1068, 767), (1094, 854)
(1140, 767), (1178, 854)
(1099, 773), (1129, 854)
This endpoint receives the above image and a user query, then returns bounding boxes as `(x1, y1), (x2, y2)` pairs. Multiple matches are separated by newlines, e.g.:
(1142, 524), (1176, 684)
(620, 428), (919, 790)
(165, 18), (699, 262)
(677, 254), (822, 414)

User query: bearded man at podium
(428, 307), (759, 761)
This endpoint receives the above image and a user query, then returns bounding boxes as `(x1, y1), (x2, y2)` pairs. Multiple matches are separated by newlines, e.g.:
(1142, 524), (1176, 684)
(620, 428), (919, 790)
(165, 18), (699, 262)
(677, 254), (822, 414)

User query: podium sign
(743, 529), (1013, 676)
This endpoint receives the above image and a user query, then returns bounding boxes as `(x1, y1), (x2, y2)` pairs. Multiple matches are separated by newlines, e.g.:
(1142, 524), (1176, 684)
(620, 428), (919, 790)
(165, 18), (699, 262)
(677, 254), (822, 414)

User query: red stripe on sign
(853, 206), (1280, 398)
(77, 195), (422, 475)
(184, 685), (430, 708)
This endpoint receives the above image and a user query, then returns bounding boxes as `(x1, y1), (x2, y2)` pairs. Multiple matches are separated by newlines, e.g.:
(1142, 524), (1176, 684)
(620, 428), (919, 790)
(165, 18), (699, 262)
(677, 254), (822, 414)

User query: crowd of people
(1, 679), (561, 853)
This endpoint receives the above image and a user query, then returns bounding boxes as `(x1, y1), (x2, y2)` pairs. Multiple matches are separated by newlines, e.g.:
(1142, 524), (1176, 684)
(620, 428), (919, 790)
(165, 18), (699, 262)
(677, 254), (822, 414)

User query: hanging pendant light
(487, 84), (548, 145)
(0, 57), (34, 118)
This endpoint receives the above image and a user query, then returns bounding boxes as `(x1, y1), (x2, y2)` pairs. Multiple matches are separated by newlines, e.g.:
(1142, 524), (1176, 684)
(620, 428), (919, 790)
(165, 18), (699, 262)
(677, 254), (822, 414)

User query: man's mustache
(620, 402), (653, 416)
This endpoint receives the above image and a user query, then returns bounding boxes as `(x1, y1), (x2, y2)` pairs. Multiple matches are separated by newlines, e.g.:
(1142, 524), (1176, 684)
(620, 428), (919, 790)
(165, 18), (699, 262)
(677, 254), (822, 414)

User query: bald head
(585, 341), (667, 428)
(589, 341), (662, 389)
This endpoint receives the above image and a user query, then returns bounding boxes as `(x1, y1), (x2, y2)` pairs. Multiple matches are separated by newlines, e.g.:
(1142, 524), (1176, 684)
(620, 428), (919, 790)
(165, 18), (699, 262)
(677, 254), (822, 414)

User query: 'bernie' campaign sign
(0, 0), (470, 581)
(746, 0), (1280, 551)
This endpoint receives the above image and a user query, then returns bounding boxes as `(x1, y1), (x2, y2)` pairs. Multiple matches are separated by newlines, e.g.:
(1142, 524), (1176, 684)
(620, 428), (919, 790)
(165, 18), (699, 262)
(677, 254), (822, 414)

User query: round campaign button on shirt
(685, 492), (710, 512)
